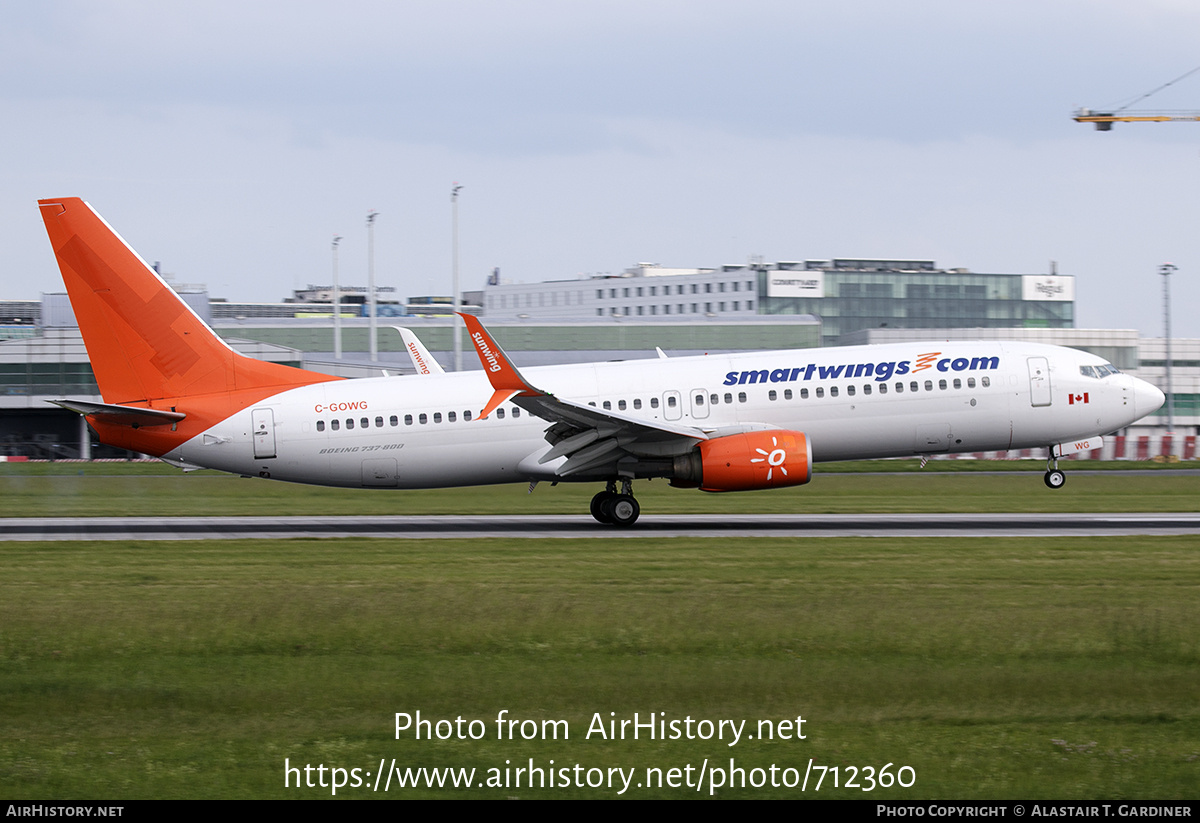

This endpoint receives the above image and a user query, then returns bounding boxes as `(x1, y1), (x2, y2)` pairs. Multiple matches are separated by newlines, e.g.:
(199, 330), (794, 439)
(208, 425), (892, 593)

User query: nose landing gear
(590, 479), (640, 526)
(1044, 450), (1066, 489)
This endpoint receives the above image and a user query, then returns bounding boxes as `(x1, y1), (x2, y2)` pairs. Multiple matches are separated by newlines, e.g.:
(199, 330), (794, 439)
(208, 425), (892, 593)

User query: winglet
(458, 313), (543, 419)
(394, 327), (445, 375)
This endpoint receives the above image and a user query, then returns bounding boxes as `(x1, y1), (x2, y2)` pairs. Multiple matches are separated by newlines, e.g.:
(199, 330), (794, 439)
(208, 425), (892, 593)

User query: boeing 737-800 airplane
(38, 198), (1165, 526)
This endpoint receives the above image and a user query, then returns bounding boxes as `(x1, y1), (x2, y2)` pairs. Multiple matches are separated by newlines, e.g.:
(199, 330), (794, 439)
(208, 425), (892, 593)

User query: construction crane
(1073, 65), (1200, 130)
(1073, 109), (1200, 130)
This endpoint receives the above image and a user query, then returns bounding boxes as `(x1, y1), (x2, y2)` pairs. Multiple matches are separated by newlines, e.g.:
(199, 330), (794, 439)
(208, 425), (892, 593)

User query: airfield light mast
(367, 210), (379, 363)
(331, 234), (343, 360)
(452, 183), (463, 371)
(1159, 263), (1177, 434)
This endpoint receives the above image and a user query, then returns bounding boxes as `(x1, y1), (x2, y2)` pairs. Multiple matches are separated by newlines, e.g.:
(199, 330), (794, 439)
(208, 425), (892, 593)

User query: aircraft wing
(459, 314), (706, 477)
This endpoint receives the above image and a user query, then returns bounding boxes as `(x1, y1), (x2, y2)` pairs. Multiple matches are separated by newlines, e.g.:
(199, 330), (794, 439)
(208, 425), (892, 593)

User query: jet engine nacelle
(671, 430), (813, 492)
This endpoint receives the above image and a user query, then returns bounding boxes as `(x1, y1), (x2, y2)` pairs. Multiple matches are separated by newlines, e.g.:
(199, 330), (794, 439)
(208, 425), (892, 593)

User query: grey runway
(3, 512), (1199, 541)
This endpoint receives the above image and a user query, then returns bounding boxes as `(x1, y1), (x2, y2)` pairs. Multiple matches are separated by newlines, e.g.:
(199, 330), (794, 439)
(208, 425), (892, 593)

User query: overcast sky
(3, 0), (1200, 338)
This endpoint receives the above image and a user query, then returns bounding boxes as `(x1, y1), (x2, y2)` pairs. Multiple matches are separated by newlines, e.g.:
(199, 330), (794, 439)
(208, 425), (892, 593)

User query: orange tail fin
(38, 198), (335, 405)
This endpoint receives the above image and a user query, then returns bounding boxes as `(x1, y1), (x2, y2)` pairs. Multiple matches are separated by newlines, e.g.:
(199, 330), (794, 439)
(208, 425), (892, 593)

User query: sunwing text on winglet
(458, 312), (543, 419)
(396, 327), (445, 375)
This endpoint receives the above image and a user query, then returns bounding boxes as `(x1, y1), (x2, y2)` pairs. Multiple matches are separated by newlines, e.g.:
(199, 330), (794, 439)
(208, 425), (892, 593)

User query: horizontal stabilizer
(50, 399), (186, 428)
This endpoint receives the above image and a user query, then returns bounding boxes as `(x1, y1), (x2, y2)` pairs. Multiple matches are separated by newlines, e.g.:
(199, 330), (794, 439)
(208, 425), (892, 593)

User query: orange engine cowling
(685, 430), (813, 492)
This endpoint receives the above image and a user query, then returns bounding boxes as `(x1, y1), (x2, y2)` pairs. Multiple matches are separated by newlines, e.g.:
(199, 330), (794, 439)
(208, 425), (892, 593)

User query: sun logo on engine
(750, 436), (788, 481)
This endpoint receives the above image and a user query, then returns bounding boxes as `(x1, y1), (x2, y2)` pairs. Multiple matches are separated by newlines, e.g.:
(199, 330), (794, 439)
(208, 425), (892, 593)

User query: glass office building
(760, 259), (1074, 347)
(483, 259), (1075, 347)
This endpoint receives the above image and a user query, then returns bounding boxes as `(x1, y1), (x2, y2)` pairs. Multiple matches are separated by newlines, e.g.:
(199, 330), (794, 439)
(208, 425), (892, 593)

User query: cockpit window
(1080, 363), (1121, 379)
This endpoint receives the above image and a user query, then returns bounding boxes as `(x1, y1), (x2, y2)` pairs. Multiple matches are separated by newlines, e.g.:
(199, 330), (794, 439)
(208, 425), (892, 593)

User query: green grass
(2, 534), (1199, 798)
(2, 461), (1197, 516)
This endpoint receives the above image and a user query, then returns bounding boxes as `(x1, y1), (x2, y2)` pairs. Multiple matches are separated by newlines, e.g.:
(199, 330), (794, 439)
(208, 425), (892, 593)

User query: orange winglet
(458, 313), (542, 419)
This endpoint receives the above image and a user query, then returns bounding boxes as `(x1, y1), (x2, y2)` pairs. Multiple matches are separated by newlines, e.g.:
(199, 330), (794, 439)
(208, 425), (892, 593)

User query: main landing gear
(1044, 450), (1066, 490)
(591, 479), (640, 527)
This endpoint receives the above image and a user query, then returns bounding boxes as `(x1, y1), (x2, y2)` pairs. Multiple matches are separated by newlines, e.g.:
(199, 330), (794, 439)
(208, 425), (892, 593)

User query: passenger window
(924, 381), (933, 392)
(512, 408), (521, 418)
(603, 401), (611, 410)
(830, 386), (839, 397)
(952, 379), (961, 390)
(967, 378), (976, 389)
(389, 415), (398, 426)
(375, 416), (384, 427)
(938, 380), (947, 391)
(910, 382), (919, 392)
(346, 418), (355, 430)
(694, 394), (704, 406)
(633, 399), (642, 410)
(769, 390), (777, 401)
(448, 411), (457, 422)
(816, 387), (824, 398)
(800, 388), (809, 399)
(433, 412), (442, 423)
(879, 383), (887, 395)
(496, 408), (505, 419)
(316, 420), (325, 432)
(738, 392), (747, 403)
(405, 414), (413, 425)
(982, 376), (991, 388)
(419, 413), (427, 424)
(361, 417), (369, 428)
(784, 389), (793, 400)
(846, 385), (855, 396)
(724, 393), (733, 404)
(650, 397), (660, 409)
(895, 383), (904, 393)
(667, 396), (677, 408)
(464, 410), (472, 421)
(863, 384), (872, 395)
(618, 400), (627, 410)
(331, 419), (340, 431)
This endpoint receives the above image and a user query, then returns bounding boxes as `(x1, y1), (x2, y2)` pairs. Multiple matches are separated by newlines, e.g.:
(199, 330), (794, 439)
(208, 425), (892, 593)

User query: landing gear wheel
(590, 491), (617, 524)
(605, 494), (640, 527)
(1044, 469), (1066, 489)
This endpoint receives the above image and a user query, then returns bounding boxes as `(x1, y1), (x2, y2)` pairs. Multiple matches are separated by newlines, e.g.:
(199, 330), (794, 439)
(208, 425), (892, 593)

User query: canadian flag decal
(1068, 393), (1089, 405)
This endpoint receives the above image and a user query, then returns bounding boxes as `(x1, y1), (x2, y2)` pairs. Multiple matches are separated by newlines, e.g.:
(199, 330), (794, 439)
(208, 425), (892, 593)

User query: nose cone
(1133, 378), (1165, 419)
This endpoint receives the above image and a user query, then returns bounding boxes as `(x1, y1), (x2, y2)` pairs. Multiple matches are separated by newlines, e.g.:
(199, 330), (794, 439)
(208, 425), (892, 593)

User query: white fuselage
(165, 340), (1160, 489)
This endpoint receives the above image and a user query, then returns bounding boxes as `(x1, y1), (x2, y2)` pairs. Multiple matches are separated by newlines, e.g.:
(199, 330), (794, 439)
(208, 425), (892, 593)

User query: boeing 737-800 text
(38, 198), (1166, 526)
